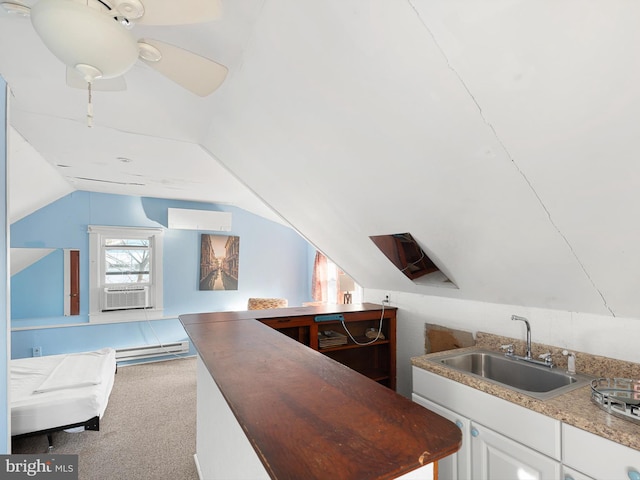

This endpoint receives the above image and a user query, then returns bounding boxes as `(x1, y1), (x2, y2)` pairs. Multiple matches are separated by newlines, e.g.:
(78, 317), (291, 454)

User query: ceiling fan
(1, 0), (229, 123)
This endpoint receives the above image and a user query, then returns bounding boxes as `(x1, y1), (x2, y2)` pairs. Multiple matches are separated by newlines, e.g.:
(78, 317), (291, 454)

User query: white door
(470, 421), (560, 480)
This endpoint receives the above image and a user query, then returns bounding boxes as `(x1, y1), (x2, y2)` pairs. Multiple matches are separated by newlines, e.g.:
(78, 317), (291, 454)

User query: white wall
(364, 288), (640, 398)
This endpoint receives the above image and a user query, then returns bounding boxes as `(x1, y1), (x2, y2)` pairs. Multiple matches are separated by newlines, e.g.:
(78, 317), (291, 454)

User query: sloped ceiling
(8, 127), (74, 223)
(200, 0), (640, 318)
(2, 0), (639, 318)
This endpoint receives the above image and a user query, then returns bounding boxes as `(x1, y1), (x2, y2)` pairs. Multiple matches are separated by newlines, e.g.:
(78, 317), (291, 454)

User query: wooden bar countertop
(180, 304), (461, 480)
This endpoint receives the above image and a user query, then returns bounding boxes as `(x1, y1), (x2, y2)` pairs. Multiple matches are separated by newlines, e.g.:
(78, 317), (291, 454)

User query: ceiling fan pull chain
(87, 81), (94, 128)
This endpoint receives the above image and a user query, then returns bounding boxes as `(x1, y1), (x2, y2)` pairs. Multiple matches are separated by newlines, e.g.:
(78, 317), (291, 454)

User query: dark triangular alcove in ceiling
(370, 233), (457, 288)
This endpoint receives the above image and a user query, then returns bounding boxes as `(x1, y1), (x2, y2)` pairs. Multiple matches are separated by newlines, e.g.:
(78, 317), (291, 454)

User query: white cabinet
(563, 423), (640, 480)
(412, 367), (561, 459)
(470, 421), (560, 479)
(412, 392), (560, 480)
(413, 365), (640, 480)
(412, 394), (471, 480)
(412, 366), (562, 480)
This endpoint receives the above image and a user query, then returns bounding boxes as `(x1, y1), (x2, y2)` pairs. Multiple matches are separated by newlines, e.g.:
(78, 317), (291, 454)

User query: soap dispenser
(562, 350), (576, 375)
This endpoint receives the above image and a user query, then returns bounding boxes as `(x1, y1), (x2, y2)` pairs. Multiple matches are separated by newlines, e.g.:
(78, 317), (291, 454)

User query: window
(88, 226), (164, 322)
(104, 238), (151, 285)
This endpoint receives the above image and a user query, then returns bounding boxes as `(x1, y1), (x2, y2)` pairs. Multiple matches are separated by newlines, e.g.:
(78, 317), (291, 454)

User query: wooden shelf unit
(260, 304), (397, 390)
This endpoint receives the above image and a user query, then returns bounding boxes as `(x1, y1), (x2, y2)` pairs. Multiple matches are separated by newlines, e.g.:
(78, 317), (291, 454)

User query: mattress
(11, 347), (116, 436)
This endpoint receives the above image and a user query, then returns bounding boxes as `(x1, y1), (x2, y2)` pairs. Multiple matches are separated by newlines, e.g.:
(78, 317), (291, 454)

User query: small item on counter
(591, 378), (640, 425)
(562, 350), (577, 374)
(318, 330), (348, 348)
(365, 328), (385, 340)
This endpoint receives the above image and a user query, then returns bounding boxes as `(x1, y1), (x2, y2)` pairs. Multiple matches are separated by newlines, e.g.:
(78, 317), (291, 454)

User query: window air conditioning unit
(103, 286), (150, 311)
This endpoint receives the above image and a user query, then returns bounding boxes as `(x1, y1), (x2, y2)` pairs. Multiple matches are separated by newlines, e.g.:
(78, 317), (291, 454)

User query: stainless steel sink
(434, 349), (593, 400)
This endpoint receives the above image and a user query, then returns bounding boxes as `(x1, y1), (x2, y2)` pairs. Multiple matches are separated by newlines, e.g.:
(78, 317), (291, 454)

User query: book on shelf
(318, 330), (348, 348)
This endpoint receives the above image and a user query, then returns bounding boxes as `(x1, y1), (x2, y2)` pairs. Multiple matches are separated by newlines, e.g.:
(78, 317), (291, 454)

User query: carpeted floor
(12, 356), (199, 480)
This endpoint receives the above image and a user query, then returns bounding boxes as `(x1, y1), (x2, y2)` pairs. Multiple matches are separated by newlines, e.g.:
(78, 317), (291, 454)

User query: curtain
(311, 251), (328, 302)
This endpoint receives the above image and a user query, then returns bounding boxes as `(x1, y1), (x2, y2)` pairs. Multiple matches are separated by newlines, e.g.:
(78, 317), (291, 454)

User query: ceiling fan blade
(66, 68), (127, 91)
(0, 2), (31, 16)
(134, 0), (221, 25)
(138, 39), (228, 97)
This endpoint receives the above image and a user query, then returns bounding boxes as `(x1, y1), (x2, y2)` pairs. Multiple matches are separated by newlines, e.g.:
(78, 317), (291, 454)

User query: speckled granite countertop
(411, 332), (640, 452)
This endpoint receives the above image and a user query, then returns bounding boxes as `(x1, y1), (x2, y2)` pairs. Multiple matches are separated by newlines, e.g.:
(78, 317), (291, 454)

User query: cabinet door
(412, 394), (470, 480)
(470, 421), (561, 480)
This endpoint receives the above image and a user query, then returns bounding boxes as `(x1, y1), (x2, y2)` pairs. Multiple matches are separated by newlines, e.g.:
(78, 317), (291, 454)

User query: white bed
(11, 347), (116, 440)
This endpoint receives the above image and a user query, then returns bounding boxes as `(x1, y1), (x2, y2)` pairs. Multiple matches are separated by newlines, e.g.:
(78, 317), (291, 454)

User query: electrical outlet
(383, 294), (391, 305)
(32, 346), (42, 357)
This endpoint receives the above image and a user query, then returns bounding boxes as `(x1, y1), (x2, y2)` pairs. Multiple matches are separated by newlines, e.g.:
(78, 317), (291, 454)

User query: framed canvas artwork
(199, 234), (240, 291)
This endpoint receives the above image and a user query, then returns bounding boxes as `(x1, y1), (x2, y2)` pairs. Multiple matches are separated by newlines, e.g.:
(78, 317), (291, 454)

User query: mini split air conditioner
(103, 286), (150, 311)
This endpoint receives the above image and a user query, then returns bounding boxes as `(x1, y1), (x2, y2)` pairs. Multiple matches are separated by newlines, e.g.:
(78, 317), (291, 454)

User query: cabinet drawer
(260, 317), (311, 328)
(563, 423), (640, 480)
(562, 465), (595, 480)
(412, 366), (561, 460)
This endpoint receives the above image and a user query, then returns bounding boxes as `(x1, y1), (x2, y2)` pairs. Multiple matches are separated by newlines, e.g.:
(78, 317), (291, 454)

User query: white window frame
(88, 225), (164, 323)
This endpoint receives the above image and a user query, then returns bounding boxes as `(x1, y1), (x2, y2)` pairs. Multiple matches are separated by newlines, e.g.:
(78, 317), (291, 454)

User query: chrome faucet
(511, 315), (532, 359)
(509, 315), (555, 368)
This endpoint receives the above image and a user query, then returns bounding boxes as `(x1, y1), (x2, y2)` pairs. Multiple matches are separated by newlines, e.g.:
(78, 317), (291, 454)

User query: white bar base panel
(196, 355), (269, 480)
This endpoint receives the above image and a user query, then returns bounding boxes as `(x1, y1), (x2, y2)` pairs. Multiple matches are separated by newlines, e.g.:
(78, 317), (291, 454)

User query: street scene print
(199, 234), (240, 291)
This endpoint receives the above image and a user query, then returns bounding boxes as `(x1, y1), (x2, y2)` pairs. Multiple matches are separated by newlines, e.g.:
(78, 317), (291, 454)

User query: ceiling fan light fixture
(30, 0), (139, 79)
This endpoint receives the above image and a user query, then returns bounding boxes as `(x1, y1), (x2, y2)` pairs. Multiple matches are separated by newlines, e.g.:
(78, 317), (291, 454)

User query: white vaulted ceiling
(2, 0), (639, 317)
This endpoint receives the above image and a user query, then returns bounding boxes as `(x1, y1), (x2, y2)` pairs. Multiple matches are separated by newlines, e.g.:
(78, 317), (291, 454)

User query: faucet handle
(539, 352), (554, 365)
(500, 344), (514, 355)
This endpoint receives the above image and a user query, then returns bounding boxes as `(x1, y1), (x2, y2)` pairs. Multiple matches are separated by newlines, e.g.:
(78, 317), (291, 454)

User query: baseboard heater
(115, 341), (190, 361)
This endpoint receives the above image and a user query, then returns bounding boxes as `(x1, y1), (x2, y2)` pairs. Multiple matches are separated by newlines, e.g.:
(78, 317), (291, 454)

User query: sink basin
(433, 349), (593, 400)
